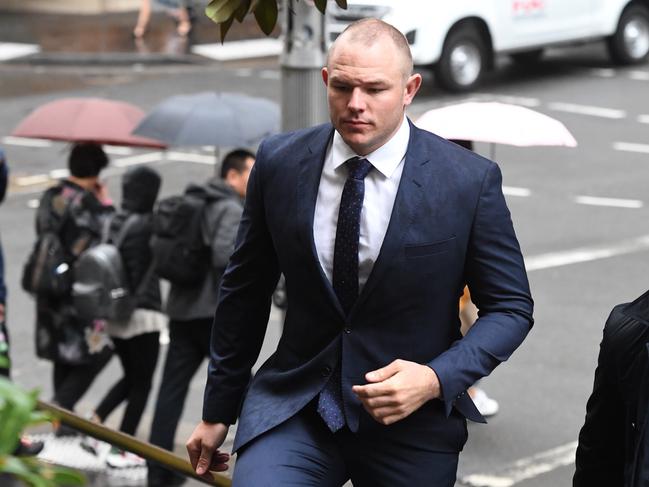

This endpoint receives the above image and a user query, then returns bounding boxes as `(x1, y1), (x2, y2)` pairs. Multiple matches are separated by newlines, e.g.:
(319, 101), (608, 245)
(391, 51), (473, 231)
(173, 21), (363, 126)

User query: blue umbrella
(132, 92), (280, 147)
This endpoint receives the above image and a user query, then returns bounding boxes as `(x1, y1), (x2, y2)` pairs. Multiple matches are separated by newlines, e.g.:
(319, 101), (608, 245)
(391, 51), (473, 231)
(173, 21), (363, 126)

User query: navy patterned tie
(317, 156), (373, 433)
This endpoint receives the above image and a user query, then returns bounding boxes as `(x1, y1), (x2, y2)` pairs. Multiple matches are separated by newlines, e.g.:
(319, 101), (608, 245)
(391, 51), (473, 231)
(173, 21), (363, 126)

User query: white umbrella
(415, 102), (577, 148)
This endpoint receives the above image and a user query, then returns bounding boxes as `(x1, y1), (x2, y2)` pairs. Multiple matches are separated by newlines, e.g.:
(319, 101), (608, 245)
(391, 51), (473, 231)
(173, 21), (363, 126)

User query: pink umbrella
(415, 102), (577, 148)
(12, 97), (166, 149)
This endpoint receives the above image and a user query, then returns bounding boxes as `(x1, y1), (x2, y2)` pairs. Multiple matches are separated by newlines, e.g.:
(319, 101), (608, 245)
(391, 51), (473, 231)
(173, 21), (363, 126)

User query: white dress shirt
(314, 116), (410, 291)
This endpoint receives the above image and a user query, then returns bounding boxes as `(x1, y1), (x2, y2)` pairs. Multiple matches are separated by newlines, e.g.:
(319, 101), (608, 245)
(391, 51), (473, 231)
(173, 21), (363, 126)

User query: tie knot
(346, 157), (373, 181)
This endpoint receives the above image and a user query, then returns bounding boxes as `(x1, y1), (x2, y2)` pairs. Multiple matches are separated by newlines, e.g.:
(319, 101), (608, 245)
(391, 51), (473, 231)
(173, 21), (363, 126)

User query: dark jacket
(165, 178), (243, 321)
(574, 290), (649, 487)
(34, 179), (113, 364)
(107, 166), (162, 312)
(203, 122), (533, 453)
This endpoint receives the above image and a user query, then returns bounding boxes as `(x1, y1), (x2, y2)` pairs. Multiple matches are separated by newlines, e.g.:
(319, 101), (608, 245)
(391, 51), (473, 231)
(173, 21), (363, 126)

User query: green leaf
(234, 0), (252, 22)
(220, 16), (235, 42)
(335, 0), (348, 8)
(314, 0), (327, 14)
(253, 0), (279, 35)
(205, 0), (242, 24)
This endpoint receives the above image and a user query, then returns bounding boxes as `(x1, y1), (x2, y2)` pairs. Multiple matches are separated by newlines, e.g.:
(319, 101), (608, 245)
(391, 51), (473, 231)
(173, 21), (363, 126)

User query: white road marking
(459, 442), (577, 487)
(113, 152), (164, 167)
(191, 38), (282, 61)
(103, 146), (134, 156)
(166, 151), (216, 165)
(0, 42), (40, 61)
(590, 68), (616, 78)
(14, 174), (50, 186)
(638, 115), (649, 124)
(259, 69), (281, 80)
(49, 169), (69, 179)
(525, 234), (649, 272)
(613, 141), (649, 154)
(629, 70), (649, 81)
(473, 94), (541, 107)
(502, 186), (531, 197)
(1, 136), (52, 147)
(547, 102), (626, 119)
(574, 195), (643, 208)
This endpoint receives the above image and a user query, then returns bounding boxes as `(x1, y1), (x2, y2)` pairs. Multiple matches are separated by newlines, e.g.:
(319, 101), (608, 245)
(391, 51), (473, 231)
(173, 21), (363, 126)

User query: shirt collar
(331, 116), (410, 179)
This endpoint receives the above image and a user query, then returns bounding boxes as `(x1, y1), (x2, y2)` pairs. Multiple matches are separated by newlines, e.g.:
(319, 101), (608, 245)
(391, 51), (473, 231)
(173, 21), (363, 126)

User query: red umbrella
(12, 97), (166, 149)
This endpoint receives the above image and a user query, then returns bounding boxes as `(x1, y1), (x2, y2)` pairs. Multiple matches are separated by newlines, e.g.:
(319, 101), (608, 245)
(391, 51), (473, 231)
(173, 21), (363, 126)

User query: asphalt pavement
(2, 13), (649, 486)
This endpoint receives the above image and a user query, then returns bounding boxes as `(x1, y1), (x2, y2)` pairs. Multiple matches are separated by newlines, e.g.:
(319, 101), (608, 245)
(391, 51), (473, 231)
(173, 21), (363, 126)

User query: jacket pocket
(404, 236), (456, 258)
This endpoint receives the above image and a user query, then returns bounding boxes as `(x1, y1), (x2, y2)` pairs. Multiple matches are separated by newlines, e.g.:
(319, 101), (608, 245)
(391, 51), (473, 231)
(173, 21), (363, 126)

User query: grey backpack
(72, 215), (151, 323)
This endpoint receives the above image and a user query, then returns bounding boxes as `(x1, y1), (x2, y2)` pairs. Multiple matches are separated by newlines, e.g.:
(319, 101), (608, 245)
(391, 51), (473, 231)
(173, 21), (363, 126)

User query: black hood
(121, 166), (162, 213)
(184, 176), (238, 202)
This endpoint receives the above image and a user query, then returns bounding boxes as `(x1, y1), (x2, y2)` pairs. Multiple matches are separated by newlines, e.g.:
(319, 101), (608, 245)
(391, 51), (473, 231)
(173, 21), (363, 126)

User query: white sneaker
(106, 447), (146, 469)
(470, 387), (499, 417)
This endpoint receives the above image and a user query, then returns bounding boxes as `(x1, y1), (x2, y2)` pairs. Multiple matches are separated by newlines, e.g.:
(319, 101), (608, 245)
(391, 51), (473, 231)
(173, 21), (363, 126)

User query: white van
(326, 0), (649, 91)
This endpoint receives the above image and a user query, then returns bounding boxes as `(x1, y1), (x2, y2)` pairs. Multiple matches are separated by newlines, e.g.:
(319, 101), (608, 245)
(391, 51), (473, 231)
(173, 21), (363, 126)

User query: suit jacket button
(344, 327), (351, 334)
(321, 366), (332, 377)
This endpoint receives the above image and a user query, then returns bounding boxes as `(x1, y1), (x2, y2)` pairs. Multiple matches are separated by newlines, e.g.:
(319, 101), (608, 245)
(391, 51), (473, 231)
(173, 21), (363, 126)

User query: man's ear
(321, 67), (329, 86)
(403, 73), (422, 106)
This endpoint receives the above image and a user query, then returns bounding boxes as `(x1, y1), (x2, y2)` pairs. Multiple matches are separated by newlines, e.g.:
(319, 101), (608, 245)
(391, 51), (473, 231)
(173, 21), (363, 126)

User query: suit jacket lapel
(351, 122), (430, 317)
(296, 125), (345, 318)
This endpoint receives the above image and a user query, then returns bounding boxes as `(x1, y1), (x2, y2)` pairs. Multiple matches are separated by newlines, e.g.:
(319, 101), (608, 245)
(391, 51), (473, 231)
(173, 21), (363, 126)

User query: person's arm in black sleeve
(573, 312), (626, 487)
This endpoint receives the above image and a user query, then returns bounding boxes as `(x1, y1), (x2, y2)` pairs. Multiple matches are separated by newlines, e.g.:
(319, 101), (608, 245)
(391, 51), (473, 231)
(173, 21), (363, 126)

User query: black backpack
(72, 215), (153, 322)
(21, 189), (77, 298)
(21, 230), (73, 298)
(150, 191), (212, 286)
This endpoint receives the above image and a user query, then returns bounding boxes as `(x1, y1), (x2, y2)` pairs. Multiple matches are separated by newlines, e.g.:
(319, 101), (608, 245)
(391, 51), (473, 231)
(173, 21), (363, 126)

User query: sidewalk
(0, 8), (280, 64)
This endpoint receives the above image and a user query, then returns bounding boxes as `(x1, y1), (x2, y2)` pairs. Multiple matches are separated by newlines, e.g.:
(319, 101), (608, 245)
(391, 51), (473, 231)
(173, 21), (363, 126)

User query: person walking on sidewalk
(147, 149), (254, 486)
(85, 166), (166, 468)
(187, 19), (533, 486)
(29, 143), (114, 424)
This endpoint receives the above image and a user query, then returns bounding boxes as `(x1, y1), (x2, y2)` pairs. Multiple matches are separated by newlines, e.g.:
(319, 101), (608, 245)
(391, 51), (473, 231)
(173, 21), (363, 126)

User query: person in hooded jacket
(86, 166), (166, 468)
(147, 149), (254, 487)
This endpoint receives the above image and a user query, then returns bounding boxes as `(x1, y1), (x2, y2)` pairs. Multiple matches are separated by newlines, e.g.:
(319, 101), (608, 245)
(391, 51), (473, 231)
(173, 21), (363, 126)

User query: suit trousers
(233, 402), (459, 487)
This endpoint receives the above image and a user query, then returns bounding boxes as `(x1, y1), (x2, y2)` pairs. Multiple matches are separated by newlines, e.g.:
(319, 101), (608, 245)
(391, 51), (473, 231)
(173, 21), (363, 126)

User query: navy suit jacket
(203, 121), (534, 453)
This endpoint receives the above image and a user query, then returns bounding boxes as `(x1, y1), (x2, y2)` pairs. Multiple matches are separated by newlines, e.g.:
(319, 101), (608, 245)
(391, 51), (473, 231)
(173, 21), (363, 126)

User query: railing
(37, 400), (232, 487)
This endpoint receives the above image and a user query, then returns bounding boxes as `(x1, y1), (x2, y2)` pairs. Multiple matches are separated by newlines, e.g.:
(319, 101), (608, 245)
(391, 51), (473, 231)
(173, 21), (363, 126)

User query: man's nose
(347, 88), (366, 112)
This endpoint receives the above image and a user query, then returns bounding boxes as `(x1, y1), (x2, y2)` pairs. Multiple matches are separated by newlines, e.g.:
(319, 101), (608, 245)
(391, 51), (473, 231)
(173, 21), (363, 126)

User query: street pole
(280, 0), (329, 132)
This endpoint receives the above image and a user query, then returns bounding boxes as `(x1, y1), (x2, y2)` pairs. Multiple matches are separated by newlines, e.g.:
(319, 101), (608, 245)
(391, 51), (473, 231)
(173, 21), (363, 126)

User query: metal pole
(38, 400), (231, 487)
(280, 0), (329, 132)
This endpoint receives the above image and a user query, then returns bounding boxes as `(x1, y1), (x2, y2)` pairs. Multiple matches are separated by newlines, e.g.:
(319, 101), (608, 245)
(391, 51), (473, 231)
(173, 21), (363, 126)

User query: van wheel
(510, 49), (544, 65)
(607, 4), (649, 64)
(435, 25), (487, 92)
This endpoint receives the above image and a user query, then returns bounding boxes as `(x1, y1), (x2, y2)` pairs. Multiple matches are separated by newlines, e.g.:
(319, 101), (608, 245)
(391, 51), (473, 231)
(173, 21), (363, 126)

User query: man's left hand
(352, 359), (441, 425)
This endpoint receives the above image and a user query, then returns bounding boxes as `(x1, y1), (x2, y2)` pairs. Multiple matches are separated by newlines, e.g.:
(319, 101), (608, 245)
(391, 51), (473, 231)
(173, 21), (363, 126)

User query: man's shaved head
(327, 18), (413, 80)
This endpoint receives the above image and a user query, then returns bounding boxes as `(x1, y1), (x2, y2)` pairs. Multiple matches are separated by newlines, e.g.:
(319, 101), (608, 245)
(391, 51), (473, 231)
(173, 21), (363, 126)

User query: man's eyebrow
(329, 75), (390, 86)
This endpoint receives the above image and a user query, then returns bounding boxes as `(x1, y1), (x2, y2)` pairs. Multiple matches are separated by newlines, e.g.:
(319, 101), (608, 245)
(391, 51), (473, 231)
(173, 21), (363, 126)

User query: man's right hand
(186, 421), (230, 479)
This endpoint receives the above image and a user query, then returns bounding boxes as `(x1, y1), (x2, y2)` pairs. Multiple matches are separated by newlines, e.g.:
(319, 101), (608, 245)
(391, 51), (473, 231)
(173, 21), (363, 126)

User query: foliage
(0, 377), (85, 486)
(206, 0), (347, 41)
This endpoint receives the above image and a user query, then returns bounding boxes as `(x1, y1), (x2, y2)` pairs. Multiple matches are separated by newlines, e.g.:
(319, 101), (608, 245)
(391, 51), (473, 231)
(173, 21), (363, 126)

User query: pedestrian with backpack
(24, 143), (114, 426)
(77, 165), (166, 468)
(147, 149), (254, 487)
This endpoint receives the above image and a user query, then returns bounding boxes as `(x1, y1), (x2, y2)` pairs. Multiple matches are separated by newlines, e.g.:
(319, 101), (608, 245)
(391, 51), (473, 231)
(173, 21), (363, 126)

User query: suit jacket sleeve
(202, 139), (280, 424)
(428, 162), (534, 415)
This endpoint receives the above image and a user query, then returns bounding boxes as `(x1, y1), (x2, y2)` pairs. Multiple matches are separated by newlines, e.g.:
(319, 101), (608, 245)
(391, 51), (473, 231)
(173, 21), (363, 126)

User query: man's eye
(333, 84), (351, 92)
(368, 88), (385, 94)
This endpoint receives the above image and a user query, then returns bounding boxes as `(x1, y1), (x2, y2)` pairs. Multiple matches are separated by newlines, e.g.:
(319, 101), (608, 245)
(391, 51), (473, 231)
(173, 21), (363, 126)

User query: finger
(186, 439), (202, 470)
(365, 359), (402, 383)
(196, 445), (215, 476)
(362, 395), (399, 409)
(352, 382), (392, 398)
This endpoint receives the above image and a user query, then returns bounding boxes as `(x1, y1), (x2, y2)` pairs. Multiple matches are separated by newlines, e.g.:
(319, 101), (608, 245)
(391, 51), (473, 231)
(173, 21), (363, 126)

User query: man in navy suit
(187, 18), (534, 486)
